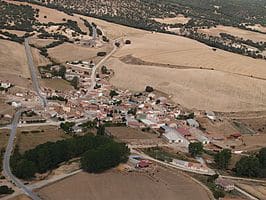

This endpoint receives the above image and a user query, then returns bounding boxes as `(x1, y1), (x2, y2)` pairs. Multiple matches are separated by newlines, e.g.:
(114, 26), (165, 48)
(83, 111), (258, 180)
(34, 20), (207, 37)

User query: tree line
(11, 135), (130, 179)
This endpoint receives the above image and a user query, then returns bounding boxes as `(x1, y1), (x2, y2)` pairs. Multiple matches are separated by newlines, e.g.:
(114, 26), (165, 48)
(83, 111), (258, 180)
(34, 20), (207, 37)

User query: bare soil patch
(235, 181), (266, 200)
(38, 168), (211, 200)
(153, 15), (191, 25)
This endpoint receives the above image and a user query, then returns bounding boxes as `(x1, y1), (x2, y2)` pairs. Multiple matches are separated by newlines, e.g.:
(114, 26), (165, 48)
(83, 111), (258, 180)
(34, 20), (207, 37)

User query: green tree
(81, 142), (129, 173)
(0, 186), (14, 195)
(258, 147), (266, 168)
(71, 76), (79, 89)
(188, 142), (203, 157)
(214, 149), (232, 169)
(97, 124), (105, 136)
(13, 159), (37, 179)
(235, 156), (260, 177)
(109, 90), (119, 98)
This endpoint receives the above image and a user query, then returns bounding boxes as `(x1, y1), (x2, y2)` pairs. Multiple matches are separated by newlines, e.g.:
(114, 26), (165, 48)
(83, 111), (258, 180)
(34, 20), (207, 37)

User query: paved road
(2, 110), (41, 200)
(24, 38), (47, 108)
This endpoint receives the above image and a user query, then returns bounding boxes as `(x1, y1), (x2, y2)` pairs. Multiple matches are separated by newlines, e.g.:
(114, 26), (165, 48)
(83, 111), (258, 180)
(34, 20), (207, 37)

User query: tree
(13, 159), (37, 179)
(214, 149), (232, 169)
(258, 147), (266, 168)
(188, 142), (203, 157)
(145, 86), (154, 93)
(71, 76), (79, 89)
(81, 142), (129, 173)
(97, 124), (105, 136)
(109, 90), (119, 98)
(235, 156), (260, 177)
(60, 122), (75, 134)
(0, 186), (14, 195)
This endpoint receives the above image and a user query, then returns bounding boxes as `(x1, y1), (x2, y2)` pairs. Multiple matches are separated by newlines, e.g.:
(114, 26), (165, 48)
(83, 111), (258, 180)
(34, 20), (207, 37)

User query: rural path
(2, 110), (41, 200)
(24, 38), (47, 108)
(88, 38), (121, 93)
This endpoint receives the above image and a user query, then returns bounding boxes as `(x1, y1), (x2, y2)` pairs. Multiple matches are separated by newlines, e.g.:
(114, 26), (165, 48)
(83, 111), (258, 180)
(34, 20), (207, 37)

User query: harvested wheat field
(76, 14), (147, 39)
(38, 168), (211, 200)
(0, 39), (32, 89)
(48, 43), (112, 63)
(198, 25), (266, 42)
(107, 32), (266, 112)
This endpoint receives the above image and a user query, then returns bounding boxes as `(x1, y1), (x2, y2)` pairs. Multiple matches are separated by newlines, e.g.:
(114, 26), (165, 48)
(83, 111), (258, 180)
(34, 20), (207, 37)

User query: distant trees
(189, 142), (203, 157)
(214, 149), (232, 169)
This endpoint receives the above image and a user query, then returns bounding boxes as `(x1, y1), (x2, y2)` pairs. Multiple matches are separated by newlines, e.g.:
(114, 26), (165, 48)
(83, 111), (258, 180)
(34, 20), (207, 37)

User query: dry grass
(76, 14), (147, 39)
(0, 129), (9, 150)
(236, 182), (266, 200)
(2, 29), (26, 37)
(198, 25), (266, 42)
(0, 39), (31, 87)
(29, 38), (57, 48)
(16, 125), (68, 153)
(38, 168), (210, 200)
(48, 42), (112, 63)
(9, 195), (31, 200)
(107, 32), (266, 112)
(40, 78), (73, 91)
(107, 127), (157, 140)
(239, 134), (266, 151)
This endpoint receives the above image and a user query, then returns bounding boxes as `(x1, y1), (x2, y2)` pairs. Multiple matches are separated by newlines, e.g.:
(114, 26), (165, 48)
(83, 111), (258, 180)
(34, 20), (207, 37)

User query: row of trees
(11, 135), (129, 179)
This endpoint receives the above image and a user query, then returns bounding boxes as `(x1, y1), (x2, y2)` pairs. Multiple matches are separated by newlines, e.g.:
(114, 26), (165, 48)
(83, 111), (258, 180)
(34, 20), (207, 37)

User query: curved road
(24, 38), (47, 108)
(3, 110), (41, 200)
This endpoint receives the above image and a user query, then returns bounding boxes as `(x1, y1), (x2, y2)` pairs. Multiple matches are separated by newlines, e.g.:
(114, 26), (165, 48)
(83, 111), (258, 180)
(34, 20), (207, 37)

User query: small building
(189, 128), (210, 145)
(206, 111), (216, 121)
(186, 119), (199, 128)
(162, 126), (189, 146)
(215, 178), (234, 191)
(11, 101), (22, 108)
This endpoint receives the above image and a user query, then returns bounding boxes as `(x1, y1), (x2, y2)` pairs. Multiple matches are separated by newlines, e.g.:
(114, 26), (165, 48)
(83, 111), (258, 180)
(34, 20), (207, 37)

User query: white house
(186, 119), (199, 128)
(162, 126), (189, 147)
(189, 128), (210, 145)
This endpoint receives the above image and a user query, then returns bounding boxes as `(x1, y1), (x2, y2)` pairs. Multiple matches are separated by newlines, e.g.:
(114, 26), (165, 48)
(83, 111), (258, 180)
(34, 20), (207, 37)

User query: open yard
(107, 32), (266, 112)
(16, 125), (68, 153)
(238, 134), (266, 151)
(106, 127), (162, 145)
(40, 78), (73, 91)
(38, 168), (211, 200)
